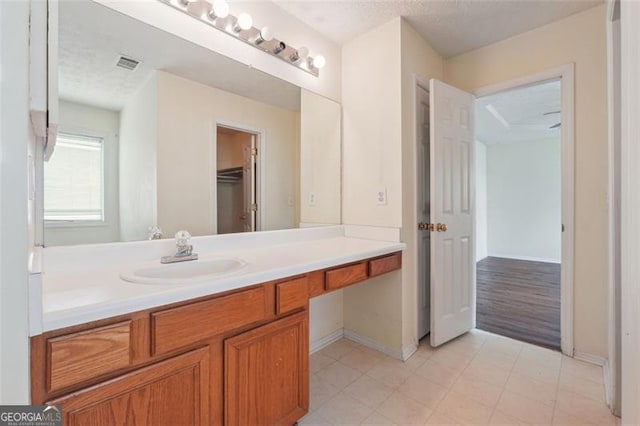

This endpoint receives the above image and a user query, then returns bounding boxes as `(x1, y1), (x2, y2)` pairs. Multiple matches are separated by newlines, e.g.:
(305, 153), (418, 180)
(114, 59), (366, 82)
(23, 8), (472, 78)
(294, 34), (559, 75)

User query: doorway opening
(416, 83), (431, 340)
(216, 125), (258, 234)
(475, 79), (562, 350)
(416, 66), (574, 355)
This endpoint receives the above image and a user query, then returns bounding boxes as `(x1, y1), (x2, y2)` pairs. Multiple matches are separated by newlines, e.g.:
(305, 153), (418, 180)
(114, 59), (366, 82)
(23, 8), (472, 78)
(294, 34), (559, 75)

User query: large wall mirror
(44, 0), (341, 246)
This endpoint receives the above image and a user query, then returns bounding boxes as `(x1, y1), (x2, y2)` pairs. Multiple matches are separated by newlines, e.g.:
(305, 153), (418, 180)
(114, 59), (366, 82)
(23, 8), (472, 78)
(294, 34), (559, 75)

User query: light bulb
(312, 54), (326, 69)
(234, 13), (253, 32)
(208, 0), (229, 19)
(255, 27), (273, 45)
(289, 46), (309, 62)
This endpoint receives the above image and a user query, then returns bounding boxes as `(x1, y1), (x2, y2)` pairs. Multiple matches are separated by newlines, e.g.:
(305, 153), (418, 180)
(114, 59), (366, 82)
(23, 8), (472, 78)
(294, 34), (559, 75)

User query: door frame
(212, 120), (266, 234)
(606, 0), (621, 415)
(473, 64), (575, 356)
(620, 0), (640, 423)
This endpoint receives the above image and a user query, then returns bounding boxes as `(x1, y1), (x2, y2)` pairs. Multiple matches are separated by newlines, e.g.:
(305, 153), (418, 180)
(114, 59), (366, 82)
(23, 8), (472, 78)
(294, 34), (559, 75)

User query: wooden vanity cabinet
(48, 347), (210, 426)
(31, 251), (402, 425)
(225, 311), (308, 426)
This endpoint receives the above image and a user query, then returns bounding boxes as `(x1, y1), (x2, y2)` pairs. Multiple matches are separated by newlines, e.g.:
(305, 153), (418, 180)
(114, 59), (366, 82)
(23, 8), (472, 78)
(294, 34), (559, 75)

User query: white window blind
(44, 132), (105, 222)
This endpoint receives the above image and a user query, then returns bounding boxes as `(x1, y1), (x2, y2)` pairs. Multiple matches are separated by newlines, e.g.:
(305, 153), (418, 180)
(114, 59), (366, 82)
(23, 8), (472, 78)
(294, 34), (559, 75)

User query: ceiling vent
(116, 55), (141, 71)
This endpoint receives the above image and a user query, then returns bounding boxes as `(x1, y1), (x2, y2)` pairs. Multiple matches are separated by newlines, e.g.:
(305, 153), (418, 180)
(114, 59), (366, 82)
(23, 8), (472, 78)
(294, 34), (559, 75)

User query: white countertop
(38, 226), (404, 332)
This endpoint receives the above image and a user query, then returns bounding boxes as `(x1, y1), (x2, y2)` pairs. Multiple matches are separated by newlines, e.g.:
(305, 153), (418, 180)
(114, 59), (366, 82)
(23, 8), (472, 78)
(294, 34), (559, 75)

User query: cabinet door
(49, 347), (210, 426)
(225, 311), (309, 426)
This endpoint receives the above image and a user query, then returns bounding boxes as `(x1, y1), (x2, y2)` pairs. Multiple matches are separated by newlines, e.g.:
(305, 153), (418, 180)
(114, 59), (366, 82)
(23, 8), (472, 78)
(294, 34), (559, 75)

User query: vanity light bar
(159, 0), (325, 77)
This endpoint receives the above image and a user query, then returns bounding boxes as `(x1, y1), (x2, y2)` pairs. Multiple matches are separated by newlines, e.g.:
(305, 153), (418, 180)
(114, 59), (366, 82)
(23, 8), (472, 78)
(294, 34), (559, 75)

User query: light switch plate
(376, 186), (387, 205)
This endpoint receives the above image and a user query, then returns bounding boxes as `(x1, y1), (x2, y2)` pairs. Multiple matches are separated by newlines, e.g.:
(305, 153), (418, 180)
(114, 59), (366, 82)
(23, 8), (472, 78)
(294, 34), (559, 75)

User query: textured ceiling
(272, 0), (602, 57)
(59, 1), (301, 112)
(476, 79), (561, 145)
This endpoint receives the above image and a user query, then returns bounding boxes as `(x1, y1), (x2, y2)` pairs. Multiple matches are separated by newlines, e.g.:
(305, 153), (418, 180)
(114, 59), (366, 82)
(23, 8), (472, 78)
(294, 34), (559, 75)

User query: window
(44, 132), (105, 222)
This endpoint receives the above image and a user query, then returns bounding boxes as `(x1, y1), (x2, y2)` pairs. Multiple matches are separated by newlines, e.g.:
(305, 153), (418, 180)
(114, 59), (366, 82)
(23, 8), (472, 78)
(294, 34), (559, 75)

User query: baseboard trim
(343, 329), (412, 360)
(573, 351), (606, 366)
(487, 253), (561, 264)
(310, 328), (419, 361)
(402, 342), (419, 361)
(603, 358), (613, 408)
(309, 328), (344, 354)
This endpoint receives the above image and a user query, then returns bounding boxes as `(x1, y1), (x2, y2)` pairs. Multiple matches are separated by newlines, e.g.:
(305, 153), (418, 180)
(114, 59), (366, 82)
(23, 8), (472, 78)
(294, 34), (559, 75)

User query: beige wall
(300, 89), (341, 225)
(309, 291), (344, 343)
(341, 7), (609, 359)
(342, 18), (403, 228)
(444, 4), (609, 357)
(156, 71), (299, 237)
(341, 18), (404, 350)
(341, 19), (445, 355)
(399, 19), (445, 351)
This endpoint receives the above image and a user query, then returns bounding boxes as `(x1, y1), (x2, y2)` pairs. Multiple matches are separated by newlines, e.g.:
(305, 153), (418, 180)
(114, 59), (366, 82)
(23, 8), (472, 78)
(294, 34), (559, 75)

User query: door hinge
(251, 204), (258, 212)
(562, 224), (565, 232)
(251, 148), (258, 156)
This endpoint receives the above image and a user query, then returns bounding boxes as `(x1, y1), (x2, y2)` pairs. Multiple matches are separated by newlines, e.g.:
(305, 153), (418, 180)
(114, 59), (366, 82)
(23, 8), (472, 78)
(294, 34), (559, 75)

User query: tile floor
(300, 329), (619, 425)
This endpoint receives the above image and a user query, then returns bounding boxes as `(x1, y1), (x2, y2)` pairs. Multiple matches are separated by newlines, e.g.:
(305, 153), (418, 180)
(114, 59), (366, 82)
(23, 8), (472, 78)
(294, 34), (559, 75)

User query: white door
(242, 135), (256, 232)
(430, 79), (476, 347)
(417, 85), (431, 338)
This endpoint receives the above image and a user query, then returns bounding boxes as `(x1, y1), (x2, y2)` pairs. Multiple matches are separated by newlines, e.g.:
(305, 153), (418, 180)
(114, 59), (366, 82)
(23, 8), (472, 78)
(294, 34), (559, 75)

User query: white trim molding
(606, 0), (622, 417)
(474, 64), (575, 357)
(310, 328), (419, 362)
(620, 1), (640, 424)
(603, 358), (614, 409)
(343, 329), (417, 361)
(487, 254), (561, 264)
(574, 351), (606, 366)
(309, 328), (344, 354)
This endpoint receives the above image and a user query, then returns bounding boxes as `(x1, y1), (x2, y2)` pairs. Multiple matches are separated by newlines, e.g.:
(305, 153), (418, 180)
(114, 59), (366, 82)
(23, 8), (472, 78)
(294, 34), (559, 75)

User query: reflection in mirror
(300, 89), (342, 225)
(45, 0), (340, 247)
(216, 126), (256, 234)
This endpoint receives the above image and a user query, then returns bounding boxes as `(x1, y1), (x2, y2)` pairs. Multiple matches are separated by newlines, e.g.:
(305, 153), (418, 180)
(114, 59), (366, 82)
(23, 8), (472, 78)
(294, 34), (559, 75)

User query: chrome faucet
(161, 230), (199, 264)
(148, 225), (163, 240)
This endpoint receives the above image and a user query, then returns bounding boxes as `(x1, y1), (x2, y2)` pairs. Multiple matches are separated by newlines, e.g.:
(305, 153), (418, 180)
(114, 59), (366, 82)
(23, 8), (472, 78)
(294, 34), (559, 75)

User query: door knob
(436, 223), (448, 232)
(418, 222), (435, 231)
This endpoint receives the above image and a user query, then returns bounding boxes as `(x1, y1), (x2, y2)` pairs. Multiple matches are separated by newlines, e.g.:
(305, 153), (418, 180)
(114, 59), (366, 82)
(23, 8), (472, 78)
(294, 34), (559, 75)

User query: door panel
(430, 79), (476, 347)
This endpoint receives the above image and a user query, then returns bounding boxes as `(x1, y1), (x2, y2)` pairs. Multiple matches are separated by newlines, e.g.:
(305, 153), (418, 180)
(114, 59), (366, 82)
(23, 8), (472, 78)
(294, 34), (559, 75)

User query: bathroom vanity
(30, 227), (403, 425)
(29, 2), (405, 423)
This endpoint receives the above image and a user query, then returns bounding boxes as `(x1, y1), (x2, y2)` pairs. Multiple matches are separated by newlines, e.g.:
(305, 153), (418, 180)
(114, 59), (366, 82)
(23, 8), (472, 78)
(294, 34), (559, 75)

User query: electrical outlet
(308, 192), (316, 206)
(287, 196), (294, 206)
(376, 186), (387, 205)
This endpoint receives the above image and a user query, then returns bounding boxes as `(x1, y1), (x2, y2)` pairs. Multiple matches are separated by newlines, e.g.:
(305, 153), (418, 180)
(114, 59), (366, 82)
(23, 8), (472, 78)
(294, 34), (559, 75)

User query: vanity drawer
(151, 287), (267, 355)
(368, 252), (402, 277)
(325, 261), (368, 291)
(276, 276), (309, 315)
(47, 321), (133, 392)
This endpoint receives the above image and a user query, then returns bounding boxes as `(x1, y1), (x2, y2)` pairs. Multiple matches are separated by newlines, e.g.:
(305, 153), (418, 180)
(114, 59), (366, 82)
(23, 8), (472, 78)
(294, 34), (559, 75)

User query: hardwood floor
(476, 256), (561, 350)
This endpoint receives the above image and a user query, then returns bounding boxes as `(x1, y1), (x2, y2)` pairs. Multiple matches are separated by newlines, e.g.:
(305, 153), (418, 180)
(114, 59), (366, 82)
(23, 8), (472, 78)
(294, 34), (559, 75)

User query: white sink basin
(120, 257), (248, 285)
